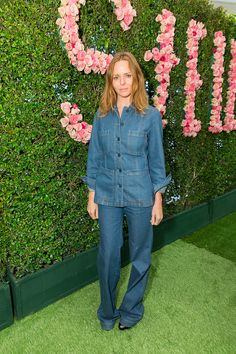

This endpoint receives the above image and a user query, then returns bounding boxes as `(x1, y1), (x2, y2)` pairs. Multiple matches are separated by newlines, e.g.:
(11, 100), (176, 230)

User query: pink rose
(61, 102), (71, 114)
(68, 114), (80, 124)
(120, 21), (130, 31)
(69, 4), (78, 16)
(66, 124), (74, 132)
(58, 7), (66, 17)
(60, 117), (69, 127)
(81, 121), (88, 129)
(144, 50), (153, 62)
(77, 50), (86, 61)
(122, 0), (128, 6)
(84, 66), (92, 74)
(115, 7), (125, 21)
(56, 18), (66, 28)
(77, 61), (85, 71)
(87, 124), (93, 133)
(66, 42), (73, 51)
(70, 32), (78, 44)
(123, 14), (133, 26)
(76, 129), (86, 139)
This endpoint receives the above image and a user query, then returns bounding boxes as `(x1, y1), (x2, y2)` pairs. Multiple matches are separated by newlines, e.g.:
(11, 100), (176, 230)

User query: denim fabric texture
(97, 204), (153, 329)
(81, 104), (171, 206)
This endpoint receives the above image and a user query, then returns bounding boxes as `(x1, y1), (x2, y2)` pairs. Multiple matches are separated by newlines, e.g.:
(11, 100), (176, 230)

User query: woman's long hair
(99, 52), (149, 116)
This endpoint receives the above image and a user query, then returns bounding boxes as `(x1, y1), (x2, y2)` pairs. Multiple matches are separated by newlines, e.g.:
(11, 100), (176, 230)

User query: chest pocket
(98, 129), (110, 153)
(127, 130), (146, 156)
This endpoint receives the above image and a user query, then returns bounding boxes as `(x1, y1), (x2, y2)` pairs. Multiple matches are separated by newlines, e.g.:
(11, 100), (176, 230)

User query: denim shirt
(80, 104), (171, 207)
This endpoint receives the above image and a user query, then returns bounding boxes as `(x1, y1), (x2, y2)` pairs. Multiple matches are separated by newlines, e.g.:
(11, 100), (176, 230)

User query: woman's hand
(151, 192), (163, 225)
(87, 191), (98, 219)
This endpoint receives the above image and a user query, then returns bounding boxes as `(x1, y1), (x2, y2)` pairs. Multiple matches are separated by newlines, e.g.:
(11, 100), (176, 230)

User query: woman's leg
(118, 205), (153, 328)
(97, 204), (124, 330)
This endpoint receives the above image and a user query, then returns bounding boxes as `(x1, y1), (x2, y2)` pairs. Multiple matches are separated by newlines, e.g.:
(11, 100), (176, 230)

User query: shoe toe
(118, 322), (131, 330)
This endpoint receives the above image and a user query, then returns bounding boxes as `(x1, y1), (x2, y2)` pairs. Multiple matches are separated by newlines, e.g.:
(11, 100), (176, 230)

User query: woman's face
(112, 60), (133, 101)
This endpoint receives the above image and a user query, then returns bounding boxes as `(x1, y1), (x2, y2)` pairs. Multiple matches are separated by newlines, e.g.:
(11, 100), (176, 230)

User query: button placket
(115, 107), (124, 203)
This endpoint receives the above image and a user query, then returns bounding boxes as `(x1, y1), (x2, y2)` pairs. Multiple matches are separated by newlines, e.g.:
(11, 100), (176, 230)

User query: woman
(81, 52), (171, 331)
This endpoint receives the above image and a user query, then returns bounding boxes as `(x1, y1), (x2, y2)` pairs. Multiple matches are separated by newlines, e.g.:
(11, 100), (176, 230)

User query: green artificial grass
(182, 211), (236, 264)
(0, 231), (235, 353)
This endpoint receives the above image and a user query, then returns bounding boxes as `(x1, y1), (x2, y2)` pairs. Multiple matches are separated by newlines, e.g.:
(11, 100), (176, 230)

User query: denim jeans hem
(119, 317), (143, 328)
(100, 321), (116, 331)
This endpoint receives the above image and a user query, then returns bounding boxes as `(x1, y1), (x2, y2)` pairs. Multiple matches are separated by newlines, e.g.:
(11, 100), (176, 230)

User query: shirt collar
(113, 103), (135, 112)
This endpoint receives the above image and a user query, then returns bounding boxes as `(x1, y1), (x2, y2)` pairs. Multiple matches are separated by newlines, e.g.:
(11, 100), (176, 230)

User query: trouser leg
(118, 205), (153, 327)
(97, 204), (124, 330)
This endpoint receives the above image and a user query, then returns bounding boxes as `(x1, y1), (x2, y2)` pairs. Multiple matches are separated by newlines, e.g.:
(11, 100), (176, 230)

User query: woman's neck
(116, 97), (132, 109)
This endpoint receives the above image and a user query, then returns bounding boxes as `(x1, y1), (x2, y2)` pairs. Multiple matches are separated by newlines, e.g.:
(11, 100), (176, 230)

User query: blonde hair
(99, 52), (149, 116)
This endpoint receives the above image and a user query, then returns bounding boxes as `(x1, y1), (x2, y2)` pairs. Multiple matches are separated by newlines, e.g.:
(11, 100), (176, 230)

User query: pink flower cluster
(56, 0), (113, 74)
(144, 9), (180, 127)
(209, 31), (226, 133)
(223, 39), (236, 132)
(60, 102), (92, 143)
(181, 20), (207, 137)
(111, 0), (137, 31)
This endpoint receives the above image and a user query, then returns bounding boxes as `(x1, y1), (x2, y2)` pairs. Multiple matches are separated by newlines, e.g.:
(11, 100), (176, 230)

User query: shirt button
(118, 153), (121, 157)
(118, 184), (122, 188)
(119, 169), (122, 172)
(117, 137), (120, 141)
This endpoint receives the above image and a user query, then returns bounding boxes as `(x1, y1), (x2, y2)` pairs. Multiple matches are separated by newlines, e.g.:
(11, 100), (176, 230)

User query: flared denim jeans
(97, 204), (153, 330)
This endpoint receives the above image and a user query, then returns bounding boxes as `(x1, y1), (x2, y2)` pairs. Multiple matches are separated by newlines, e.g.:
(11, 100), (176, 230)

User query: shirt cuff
(153, 174), (172, 194)
(80, 176), (96, 190)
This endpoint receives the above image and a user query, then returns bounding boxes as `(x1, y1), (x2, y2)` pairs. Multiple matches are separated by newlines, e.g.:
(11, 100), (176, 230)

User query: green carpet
(0, 215), (236, 354)
(182, 211), (236, 264)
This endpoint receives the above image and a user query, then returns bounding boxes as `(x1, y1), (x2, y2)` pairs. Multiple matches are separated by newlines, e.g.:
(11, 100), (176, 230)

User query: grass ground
(0, 212), (235, 354)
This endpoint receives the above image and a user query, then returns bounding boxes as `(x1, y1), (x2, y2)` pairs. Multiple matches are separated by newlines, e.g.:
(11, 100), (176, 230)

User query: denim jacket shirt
(80, 104), (171, 207)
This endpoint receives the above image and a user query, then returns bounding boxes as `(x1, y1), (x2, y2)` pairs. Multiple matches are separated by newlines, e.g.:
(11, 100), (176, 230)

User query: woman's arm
(80, 111), (103, 191)
(147, 108), (171, 194)
(148, 108), (171, 225)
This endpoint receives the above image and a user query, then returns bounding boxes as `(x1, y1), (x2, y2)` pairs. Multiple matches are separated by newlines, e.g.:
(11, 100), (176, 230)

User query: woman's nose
(120, 76), (126, 85)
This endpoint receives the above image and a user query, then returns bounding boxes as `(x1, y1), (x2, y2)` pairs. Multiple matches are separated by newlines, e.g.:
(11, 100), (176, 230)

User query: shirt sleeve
(147, 108), (171, 194)
(80, 111), (103, 191)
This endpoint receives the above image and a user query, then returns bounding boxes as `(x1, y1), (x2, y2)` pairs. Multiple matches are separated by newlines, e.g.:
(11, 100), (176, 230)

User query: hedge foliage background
(0, 0), (235, 280)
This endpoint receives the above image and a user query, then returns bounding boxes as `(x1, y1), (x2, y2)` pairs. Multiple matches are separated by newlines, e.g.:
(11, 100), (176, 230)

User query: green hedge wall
(1, 0), (235, 279)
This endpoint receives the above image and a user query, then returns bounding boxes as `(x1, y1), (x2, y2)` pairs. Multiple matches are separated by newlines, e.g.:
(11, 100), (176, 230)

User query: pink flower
(61, 102), (71, 114)
(115, 7), (125, 20)
(56, 18), (65, 28)
(69, 4), (79, 16)
(182, 19), (207, 136)
(123, 13), (133, 26)
(56, 1), (117, 76)
(60, 117), (69, 127)
(120, 21), (130, 31)
(68, 114), (80, 124)
(122, 0), (128, 6)
(84, 54), (93, 66)
(209, 31), (227, 133)
(60, 100), (93, 144)
(144, 9), (180, 125)
(58, 6), (66, 17)
(84, 66), (92, 74)
(223, 39), (236, 131)
(144, 50), (153, 62)
(77, 50), (86, 61)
